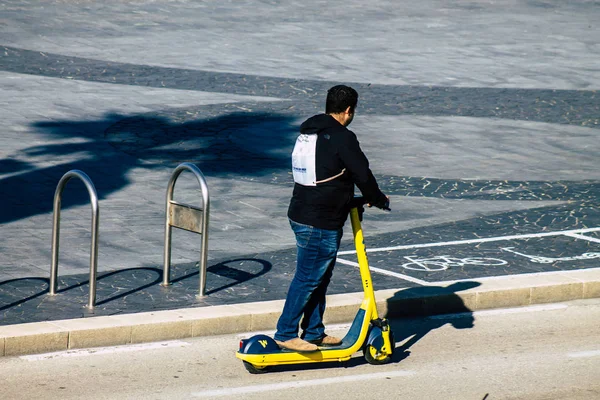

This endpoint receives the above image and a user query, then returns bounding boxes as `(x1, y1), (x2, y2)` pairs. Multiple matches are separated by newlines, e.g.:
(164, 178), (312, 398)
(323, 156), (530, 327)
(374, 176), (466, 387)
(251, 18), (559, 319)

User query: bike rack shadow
(1, 267), (165, 308)
(0, 258), (273, 317)
(170, 258), (272, 296)
(385, 281), (481, 362)
(93, 267), (163, 306)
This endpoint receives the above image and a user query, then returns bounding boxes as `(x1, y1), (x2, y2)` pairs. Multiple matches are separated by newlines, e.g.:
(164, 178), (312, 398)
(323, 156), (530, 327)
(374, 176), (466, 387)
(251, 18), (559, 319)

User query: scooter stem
(349, 207), (379, 320)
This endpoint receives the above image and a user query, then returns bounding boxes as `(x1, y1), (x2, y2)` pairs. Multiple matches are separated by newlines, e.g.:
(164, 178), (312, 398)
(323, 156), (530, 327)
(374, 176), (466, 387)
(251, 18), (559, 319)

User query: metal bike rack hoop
(49, 169), (99, 309)
(163, 162), (210, 297)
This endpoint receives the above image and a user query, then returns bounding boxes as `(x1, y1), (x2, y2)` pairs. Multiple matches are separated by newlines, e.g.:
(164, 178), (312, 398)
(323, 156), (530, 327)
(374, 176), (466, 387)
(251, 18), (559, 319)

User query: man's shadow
(386, 281), (481, 362)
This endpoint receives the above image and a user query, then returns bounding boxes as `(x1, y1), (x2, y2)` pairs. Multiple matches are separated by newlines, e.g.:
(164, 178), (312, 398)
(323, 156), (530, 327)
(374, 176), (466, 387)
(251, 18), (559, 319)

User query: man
(274, 85), (390, 352)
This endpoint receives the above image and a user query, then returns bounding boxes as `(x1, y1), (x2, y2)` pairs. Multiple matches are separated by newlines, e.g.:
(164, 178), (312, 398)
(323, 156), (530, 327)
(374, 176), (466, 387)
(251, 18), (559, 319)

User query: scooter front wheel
(243, 361), (269, 374)
(364, 344), (392, 365)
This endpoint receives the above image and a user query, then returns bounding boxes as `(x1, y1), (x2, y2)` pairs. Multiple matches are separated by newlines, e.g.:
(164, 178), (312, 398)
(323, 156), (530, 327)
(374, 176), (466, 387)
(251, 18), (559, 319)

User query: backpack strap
(315, 168), (346, 184)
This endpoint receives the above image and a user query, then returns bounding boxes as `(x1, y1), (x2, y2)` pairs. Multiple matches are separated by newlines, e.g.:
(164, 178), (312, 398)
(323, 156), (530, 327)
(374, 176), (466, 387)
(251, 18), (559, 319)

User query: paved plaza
(1, 0), (599, 326)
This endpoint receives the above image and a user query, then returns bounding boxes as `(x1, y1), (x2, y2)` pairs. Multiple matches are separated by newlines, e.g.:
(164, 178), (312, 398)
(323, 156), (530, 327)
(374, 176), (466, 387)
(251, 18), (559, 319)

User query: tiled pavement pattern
(1, 0), (599, 326)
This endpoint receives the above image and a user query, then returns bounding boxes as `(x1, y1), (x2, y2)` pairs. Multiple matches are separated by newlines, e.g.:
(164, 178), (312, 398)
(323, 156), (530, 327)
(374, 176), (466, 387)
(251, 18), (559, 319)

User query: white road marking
(338, 227), (600, 256)
(445, 267), (600, 283)
(191, 370), (415, 398)
(426, 304), (568, 320)
(336, 257), (430, 285)
(563, 232), (600, 244)
(20, 340), (190, 361)
(567, 350), (600, 358)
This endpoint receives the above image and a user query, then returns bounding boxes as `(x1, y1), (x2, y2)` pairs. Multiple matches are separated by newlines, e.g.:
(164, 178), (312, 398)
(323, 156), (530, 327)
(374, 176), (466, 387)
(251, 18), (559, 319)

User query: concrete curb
(2, 268), (599, 357)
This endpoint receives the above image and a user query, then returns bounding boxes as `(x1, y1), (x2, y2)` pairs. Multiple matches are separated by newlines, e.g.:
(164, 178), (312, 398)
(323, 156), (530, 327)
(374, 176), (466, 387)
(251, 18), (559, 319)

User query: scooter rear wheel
(243, 361), (269, 374)
(364, 344), (392, 365)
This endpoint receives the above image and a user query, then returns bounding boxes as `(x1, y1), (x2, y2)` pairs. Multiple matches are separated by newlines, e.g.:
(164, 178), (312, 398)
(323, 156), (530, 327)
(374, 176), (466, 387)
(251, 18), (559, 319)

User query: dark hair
(326, 85), (358, 114)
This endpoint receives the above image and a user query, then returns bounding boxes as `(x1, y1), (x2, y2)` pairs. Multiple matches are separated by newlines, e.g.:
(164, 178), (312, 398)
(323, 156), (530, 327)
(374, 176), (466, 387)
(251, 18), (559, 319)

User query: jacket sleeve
(336, 130), (388, 208)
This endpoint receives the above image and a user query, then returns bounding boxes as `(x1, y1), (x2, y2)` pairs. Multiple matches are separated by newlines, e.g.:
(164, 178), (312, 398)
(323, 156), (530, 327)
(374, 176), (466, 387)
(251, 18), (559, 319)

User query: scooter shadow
(385, 281), (480, 358)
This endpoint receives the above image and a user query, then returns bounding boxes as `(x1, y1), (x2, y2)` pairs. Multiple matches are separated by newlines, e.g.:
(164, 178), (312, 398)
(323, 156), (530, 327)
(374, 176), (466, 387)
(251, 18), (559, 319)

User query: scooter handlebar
(350, 196), (390, 222)
(349, 196), (367, 209)
(350, 196), (391, 211)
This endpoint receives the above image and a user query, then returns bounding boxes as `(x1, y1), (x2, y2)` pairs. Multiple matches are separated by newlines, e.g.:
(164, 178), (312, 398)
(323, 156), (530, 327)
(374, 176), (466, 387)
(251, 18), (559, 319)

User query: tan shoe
(275, 338), (318, 352)
(308, 335), (342, 346)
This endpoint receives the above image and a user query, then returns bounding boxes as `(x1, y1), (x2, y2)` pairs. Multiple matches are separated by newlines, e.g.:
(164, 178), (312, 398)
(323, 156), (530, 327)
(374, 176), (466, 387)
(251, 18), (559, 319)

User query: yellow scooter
(236, 200), (394, 373)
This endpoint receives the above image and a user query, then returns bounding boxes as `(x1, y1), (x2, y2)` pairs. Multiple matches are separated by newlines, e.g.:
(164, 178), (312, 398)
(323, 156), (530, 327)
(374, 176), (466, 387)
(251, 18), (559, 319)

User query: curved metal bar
(163, 162), (210, 297)
(50, 170), (99, 309)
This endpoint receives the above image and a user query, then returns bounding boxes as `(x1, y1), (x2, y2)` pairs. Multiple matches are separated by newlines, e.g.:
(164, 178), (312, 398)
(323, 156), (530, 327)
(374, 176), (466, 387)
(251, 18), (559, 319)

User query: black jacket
(288, 114), (388, 230)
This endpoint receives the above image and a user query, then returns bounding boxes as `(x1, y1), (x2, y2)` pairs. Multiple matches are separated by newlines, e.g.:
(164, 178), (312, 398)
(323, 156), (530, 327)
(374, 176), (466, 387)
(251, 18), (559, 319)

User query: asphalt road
(2, 299), (599, 400)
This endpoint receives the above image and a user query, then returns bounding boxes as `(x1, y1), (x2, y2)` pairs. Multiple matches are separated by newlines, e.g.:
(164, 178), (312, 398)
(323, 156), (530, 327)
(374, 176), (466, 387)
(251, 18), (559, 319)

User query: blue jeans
(274, 219), (343, 342)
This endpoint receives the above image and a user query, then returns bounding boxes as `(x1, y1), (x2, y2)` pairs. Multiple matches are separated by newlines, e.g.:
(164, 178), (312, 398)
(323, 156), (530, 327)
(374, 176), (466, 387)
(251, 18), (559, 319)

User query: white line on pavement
(563, 232), (600, 244)
(336, 257), (430, 285)
(338, 227), (600, 255)
(445, 267), (600, 283)
(567, 350), (600, 358)
(20, 340), (191, 361)
(191, 370), (415, 398)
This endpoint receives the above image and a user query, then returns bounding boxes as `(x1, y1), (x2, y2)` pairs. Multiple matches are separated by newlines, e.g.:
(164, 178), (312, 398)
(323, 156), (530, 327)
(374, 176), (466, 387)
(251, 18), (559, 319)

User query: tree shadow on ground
(1, 109), (298, 224)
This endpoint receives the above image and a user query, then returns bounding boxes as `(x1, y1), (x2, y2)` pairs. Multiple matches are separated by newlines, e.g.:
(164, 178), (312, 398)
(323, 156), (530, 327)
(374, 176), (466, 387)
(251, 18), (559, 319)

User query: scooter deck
(236, 309), (368, 366)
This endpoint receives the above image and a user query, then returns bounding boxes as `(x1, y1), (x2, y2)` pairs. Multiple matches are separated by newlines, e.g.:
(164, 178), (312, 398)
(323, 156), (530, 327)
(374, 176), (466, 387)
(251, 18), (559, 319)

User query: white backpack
(291, 133), (345, 186)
